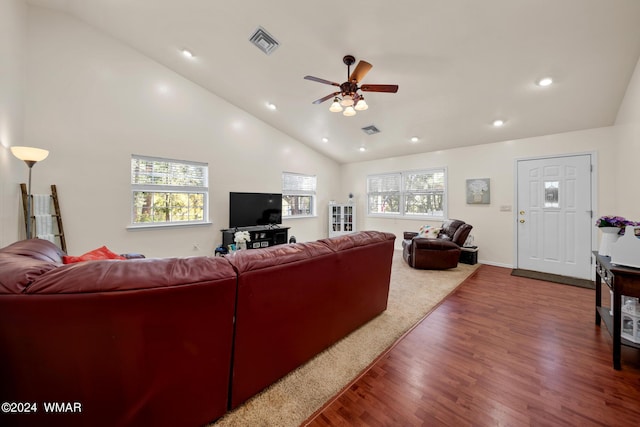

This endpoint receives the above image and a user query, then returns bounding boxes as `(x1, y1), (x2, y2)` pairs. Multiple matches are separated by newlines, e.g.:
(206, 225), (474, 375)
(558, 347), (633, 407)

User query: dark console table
(594, 251), (640, 369)
(221, 226), (289, 250)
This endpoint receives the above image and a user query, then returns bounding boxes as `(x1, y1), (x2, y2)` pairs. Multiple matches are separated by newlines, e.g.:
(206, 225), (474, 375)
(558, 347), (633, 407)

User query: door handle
(519, 211), (525, 215)
(520, 219), (525, 223)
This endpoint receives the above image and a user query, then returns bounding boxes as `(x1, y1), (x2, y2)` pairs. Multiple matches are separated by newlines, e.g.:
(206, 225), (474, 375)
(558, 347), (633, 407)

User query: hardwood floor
(305, 265), (640, 426)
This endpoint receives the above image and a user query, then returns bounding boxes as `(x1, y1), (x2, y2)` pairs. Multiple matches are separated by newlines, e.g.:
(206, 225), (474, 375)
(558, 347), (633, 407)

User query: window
(131, 155), (208, 226)
(367, 168), (447, 219)
(282, 172), (316, 217)
(403, 169), (446, 217)
(367, 173), (401, 215)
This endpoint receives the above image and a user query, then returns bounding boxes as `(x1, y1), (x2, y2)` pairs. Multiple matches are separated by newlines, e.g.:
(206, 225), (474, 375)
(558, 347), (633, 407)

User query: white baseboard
(478, 259), (513, 269)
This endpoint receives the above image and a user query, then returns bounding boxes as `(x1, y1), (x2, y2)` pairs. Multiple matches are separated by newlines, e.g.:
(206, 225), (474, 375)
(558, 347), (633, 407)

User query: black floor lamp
(11, 146), (50, 239)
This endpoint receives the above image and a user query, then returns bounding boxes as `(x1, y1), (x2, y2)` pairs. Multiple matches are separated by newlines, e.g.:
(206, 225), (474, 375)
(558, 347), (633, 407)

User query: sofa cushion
(62, 246), (126, 264)
(225, 241), (333, 273)
(318, 230), (396, 251)
(26, 256), (237, 294)
(439, 219), (465, 240)
(439, 219), (473, 245)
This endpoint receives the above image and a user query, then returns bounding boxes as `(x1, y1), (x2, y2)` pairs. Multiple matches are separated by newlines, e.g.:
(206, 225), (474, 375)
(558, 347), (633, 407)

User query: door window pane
(544, 181), (559, 208)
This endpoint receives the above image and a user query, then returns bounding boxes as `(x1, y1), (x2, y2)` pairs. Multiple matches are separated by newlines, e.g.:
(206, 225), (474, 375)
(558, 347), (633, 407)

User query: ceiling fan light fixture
(304, 55), (398, 117)
(329, 98), (343, 112)
(343, 106), (356, 116)
(340, 95), (354, 107)
(355, 97), (368, 111)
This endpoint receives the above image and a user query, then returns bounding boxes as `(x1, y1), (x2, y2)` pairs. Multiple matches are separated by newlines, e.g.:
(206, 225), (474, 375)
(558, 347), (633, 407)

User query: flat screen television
(229, 192), (282, 228)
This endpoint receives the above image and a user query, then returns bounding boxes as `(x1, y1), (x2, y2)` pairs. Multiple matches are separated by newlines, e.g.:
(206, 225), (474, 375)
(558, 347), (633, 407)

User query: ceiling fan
(304, 55), (399, 116)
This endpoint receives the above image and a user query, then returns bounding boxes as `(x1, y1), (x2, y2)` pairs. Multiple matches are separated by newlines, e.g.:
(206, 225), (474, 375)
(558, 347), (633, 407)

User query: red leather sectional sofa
(0, 231), (395, 427)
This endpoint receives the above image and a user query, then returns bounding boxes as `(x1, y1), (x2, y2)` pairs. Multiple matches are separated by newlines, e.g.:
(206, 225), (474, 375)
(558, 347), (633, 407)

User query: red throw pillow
(62, 246), (126, 264)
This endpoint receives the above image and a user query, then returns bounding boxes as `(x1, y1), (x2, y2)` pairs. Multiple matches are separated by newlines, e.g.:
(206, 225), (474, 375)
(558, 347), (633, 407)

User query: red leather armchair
(402, 219), (473, 269)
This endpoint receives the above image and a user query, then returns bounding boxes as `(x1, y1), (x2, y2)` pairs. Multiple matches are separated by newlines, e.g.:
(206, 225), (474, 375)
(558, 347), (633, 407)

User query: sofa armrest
(403, 231), (419, 240)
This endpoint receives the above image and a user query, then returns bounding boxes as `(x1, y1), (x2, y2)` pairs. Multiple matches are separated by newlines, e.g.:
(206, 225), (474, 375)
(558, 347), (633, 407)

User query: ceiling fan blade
(349, 60), (372, 83)
(312, 92), (341, 104)
(361, 84), (399, 93)
(304, 75), (341, 87)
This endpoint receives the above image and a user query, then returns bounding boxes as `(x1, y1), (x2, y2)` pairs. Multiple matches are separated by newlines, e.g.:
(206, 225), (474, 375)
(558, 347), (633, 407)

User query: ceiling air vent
(361, 125), (381, 135)
(249, 26), (280, 55)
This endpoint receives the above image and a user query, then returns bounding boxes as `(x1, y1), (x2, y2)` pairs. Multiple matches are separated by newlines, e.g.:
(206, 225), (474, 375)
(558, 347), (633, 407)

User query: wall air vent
(249, 26), (280, 55)
(361, 125), (381, 135)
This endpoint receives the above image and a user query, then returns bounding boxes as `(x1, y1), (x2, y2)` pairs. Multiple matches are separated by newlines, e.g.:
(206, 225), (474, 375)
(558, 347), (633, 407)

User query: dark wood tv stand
(221, 226), (290, 250)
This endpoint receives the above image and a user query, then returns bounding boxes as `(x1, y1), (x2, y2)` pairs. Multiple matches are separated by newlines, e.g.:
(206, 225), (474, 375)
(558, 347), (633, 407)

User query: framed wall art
(466, 178), (490, 204)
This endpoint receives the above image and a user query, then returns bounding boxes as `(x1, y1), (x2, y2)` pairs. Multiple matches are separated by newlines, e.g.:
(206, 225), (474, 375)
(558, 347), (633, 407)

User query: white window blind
(283, 173), (316, 194)
(282, 172), (316, 217)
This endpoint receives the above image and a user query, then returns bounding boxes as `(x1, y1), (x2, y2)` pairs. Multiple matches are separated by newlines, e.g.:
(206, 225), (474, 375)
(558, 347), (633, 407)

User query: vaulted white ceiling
(27, 0), (640, 163)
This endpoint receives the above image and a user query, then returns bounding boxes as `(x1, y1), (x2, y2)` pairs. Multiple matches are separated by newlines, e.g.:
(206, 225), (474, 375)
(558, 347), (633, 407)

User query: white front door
(516, 155), (593, 279)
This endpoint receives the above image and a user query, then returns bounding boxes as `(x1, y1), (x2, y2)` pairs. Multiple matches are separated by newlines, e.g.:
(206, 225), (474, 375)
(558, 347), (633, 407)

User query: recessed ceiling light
(157, 84), (170, 95)
(266, 102), (277, 110)
(492, 119), (505, 127)
(537, 77), (553, 87)
(321, 137), (329, 143)
(181, 48), (195, 59)
(410, 136), (419, 143)
(359, 146), (367, 152)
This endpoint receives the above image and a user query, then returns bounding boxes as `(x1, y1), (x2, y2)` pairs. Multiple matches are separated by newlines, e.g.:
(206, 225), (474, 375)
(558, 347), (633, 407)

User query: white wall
(0, 0), (28, 247)
(4, 4), (637, 265)
(342, 127), (618, 267)
(23, 6), (340, 257)
(615, 56), (640, 218)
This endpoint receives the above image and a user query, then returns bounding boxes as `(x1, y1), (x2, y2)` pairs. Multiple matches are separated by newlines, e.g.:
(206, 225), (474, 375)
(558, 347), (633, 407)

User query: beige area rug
(209, 250), (479, 427)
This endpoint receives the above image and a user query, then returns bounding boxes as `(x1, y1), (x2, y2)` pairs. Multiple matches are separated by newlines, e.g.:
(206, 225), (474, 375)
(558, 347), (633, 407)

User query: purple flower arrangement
(595, 216), (639, 234)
